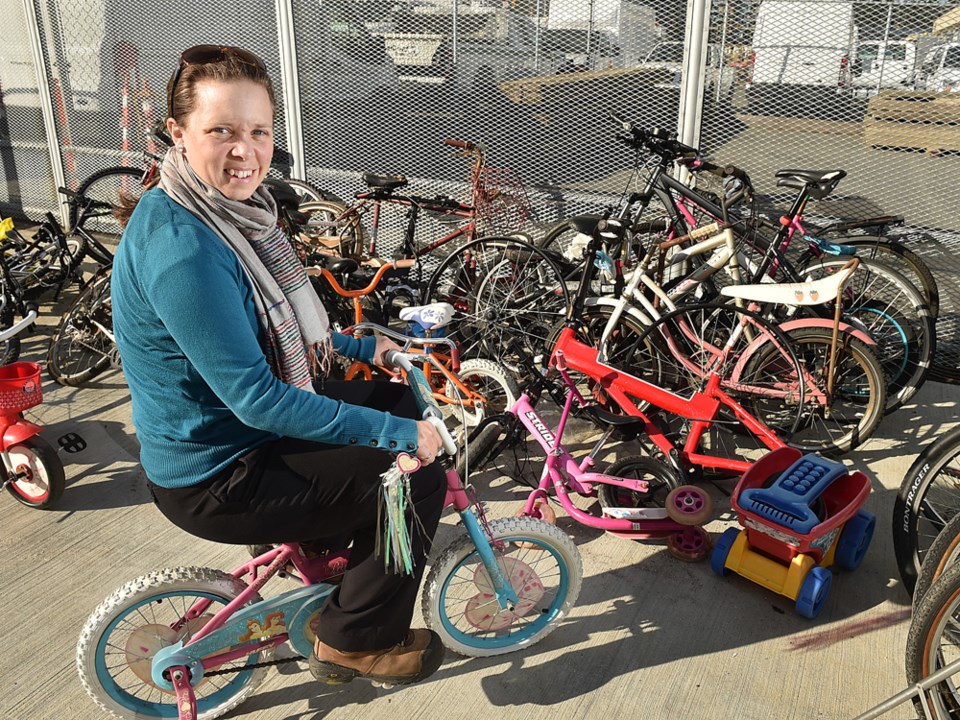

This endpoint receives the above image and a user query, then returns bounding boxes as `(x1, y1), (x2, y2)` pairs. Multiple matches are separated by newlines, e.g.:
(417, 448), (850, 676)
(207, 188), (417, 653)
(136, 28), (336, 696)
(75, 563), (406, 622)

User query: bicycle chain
(205, 654), (305, 676)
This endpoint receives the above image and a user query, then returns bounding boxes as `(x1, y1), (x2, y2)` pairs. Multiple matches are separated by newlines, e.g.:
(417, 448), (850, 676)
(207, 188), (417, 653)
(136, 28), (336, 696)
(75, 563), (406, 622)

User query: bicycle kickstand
(170, 665), (197, 720)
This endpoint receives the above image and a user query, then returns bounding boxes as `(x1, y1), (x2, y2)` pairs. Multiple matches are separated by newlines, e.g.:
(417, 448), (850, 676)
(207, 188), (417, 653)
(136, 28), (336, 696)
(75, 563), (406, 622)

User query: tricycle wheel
(667, 526), (711, 562)
(665, 485), (713, 526)
(711, 527), (742, 576)
(5, 436), (65, 509)
(835, 509), (876, 571)
(796, 566), (833, 619)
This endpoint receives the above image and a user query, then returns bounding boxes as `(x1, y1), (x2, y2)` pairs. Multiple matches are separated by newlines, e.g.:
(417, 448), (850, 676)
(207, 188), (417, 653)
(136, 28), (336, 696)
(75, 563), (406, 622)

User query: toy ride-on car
(711, 447), (875, 619)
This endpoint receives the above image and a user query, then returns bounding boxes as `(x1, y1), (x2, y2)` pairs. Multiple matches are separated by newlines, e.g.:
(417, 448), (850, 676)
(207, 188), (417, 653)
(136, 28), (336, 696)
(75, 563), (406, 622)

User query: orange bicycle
(307, 256), (519, 430)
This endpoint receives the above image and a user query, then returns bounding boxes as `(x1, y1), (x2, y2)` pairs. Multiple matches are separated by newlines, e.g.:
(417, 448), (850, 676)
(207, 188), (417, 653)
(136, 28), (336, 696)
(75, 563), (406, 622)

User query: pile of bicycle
(3, 113), (960, 718)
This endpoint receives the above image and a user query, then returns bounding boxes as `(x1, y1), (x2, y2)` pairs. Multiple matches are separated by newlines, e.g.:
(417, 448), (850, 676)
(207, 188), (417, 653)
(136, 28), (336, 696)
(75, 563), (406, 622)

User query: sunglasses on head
(166, 44), (267, 119)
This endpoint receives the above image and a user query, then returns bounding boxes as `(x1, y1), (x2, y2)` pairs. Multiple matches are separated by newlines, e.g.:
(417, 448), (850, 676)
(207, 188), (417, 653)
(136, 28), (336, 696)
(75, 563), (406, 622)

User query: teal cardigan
(112, 189), (418, 488)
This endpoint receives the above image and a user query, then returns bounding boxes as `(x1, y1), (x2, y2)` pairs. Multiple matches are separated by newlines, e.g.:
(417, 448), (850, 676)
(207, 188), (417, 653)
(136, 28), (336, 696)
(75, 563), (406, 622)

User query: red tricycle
(0, 361), (64, 509)
(711, 446), (875, 618)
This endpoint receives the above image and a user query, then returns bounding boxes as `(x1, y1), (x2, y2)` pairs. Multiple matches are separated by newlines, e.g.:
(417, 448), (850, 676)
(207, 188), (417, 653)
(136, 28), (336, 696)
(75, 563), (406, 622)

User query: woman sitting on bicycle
(111, 45), (446, 688)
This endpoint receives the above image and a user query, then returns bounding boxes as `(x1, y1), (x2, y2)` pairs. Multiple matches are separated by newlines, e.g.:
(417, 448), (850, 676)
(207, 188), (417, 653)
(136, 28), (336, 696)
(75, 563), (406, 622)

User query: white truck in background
(745, 0), (858, 113)
(375, 7), (567, 92)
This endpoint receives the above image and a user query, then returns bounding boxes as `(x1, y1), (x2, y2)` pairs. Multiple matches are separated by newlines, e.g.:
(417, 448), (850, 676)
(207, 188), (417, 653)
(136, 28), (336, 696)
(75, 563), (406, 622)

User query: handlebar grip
(444, 138), (475, 151)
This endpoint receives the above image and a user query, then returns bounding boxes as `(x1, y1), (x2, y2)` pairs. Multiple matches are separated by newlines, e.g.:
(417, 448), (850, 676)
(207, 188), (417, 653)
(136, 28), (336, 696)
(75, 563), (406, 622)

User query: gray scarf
(159, 147), (332, 389)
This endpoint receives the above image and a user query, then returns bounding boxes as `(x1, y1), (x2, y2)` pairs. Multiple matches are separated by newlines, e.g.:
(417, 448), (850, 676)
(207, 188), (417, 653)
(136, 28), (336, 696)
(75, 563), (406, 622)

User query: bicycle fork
(446, 470), (521, 612)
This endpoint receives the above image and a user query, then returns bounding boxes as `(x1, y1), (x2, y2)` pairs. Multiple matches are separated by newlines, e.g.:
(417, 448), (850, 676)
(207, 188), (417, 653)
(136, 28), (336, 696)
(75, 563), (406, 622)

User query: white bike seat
(720, 261), (857, 306)
(399, 303), (455, 329)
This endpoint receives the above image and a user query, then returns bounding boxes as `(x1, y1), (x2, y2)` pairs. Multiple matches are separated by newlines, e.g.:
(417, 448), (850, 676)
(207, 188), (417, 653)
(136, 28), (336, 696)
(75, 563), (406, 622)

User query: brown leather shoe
(310, 629), (445, 686)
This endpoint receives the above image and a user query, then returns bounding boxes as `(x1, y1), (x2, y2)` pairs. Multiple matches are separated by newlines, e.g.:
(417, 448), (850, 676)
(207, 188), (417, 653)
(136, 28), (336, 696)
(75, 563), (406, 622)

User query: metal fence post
(678, 0), (711, 150)
(275, 0), (305, 179)
(20, 0), (67, 225)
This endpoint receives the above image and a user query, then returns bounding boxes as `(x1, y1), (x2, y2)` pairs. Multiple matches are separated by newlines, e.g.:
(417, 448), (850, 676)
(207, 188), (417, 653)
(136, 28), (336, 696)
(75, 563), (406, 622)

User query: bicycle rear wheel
(72, 166), (146, 237)
(745, 325), (885, 457)
(296, 200), (365, 258)
(805, 236), (939, 319)
(424, 236), (571, 372)
(800, 256), (934, 414)
(905, 560), (960, 718)
(893, 426), (960, 596)
(914, 512), (960, 611)
(77, 567), (267, 720)
(47, 268), (115, 386)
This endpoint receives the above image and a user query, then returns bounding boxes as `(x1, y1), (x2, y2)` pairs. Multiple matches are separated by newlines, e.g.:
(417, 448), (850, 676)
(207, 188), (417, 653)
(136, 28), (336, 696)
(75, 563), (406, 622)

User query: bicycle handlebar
(611, 114), (700, 162)
(384, 348), (458, 457)
(444, 138), (475, 151)
(0, 304), (38, 343)
(308, 259), (414, 299)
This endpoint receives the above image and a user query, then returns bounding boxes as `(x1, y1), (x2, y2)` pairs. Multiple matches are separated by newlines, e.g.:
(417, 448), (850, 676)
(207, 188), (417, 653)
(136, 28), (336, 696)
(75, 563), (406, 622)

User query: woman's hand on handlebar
(373, 336), (404, 367)
(415, 420), (443, 466)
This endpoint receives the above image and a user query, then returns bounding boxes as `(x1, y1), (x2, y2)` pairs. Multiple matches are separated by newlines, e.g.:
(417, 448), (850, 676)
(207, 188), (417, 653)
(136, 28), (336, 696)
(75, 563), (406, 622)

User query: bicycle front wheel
(631, 302), (806, 469)
(905, 560), (960, 718)
(0, 305), (21, 365)
(423, 515), (582, 657)
(47, 268), (115, 386)
(893, 426), (960, 596)
(443, 357), (520, 428)
(425, 236), (571, 370)
(77, 567), (267, 720)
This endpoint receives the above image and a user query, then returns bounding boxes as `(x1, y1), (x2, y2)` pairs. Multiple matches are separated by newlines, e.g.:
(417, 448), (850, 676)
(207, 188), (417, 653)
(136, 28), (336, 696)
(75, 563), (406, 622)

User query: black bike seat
(362, 173), (408, 191)
(565, 214), (603, 236)
(320, 256), (359, 275)
(774, 169), (847, 200)
(263, 178), (302, 213)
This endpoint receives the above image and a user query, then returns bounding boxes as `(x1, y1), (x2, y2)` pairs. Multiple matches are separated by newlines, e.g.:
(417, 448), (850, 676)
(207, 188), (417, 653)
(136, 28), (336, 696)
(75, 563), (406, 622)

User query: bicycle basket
(0, 361), (42, 413)
(474, 167), (532, 235)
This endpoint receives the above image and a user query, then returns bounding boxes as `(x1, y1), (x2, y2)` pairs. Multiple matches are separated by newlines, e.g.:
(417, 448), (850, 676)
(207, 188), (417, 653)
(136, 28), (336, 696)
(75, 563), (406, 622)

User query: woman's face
(168, 79), (274, 201)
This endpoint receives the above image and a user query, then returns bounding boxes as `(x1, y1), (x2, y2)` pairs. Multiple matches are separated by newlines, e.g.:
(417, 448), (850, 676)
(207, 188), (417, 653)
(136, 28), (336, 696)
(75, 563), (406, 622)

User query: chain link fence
(1, 0), (958, 376)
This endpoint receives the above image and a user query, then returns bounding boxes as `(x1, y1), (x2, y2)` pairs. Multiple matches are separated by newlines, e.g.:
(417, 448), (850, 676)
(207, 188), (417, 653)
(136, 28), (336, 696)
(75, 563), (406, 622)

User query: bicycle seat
(263, 178), (303, 212)
(719, 260), (857, 306)
(565, 214), (603, 236)
(309, 256), (359, 275)
(362, 173), (408, 191)
(399, 303), (455, 330)
(774, 169), (846, 200)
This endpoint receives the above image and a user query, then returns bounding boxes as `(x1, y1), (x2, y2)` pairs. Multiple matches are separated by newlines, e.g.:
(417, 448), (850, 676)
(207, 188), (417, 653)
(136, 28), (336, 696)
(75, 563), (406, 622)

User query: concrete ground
(1, 298), (952, 720)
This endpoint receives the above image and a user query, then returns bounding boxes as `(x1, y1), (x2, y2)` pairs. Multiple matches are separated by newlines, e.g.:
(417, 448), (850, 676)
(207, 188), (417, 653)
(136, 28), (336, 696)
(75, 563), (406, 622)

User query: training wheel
(667, 525), (711, 562)
(515, 498), (556, 524)
(665, 485), (713, 526)
(514, 499), (557, 548)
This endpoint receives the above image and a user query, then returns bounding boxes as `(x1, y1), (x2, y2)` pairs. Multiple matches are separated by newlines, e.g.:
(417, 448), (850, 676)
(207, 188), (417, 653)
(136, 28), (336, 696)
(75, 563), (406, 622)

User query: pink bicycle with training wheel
(501, 341), (716, 562)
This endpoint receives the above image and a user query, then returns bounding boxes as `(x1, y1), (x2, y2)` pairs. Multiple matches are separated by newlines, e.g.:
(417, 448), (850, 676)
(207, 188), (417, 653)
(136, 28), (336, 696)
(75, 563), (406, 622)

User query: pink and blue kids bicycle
(76, 322), (582, 720)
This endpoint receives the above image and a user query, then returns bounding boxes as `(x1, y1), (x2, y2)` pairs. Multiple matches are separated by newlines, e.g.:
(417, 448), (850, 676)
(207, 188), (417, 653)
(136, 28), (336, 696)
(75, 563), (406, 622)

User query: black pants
(147, 380), (446, 652)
